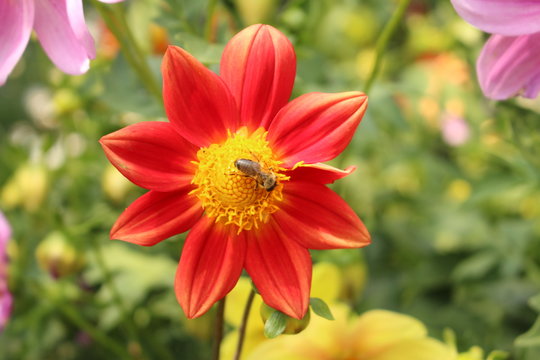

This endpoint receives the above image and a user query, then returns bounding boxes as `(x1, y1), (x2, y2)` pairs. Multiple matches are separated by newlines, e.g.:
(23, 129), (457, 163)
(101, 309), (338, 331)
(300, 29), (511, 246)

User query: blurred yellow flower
(246, 305), (456, 360)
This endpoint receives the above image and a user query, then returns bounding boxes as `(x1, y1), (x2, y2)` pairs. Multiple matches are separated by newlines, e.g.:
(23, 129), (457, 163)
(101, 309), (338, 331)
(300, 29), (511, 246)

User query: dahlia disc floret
(100, 24), (370, 319)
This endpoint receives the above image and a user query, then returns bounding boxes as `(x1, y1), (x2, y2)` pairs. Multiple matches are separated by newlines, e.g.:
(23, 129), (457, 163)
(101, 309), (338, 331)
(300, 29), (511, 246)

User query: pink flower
(441, 113), (470, 147)
(0, 0), (124, 86)
(450, 0), (540, 99)
(0, 211), (11, 331)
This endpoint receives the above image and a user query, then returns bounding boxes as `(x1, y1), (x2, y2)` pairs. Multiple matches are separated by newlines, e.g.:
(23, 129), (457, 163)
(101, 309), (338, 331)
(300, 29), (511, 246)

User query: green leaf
(516, 316), (540, 348)
(529, 293), (540, 313)
(487, 350), (510, 360)
(263, 310), (287, 338)
(309, 298), (334, 320)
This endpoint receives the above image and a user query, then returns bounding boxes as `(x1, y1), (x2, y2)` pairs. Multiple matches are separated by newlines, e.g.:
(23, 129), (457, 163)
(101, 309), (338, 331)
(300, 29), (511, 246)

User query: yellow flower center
(190, 127), (289, 232)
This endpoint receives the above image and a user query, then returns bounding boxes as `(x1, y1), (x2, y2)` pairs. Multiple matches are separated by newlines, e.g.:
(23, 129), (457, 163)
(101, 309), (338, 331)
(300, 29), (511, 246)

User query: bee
(234, 158), (277, 191)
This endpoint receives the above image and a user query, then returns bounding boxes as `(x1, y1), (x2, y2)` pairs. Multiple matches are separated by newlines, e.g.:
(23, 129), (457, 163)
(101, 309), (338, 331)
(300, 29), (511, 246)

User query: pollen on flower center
(190, 127), (289, 232)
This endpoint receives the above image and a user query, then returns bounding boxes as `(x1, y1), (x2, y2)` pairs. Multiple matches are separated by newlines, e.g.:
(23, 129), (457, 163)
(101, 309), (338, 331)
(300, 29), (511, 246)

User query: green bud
(260, 303), (311, 337)
(36, 231), (84, 278)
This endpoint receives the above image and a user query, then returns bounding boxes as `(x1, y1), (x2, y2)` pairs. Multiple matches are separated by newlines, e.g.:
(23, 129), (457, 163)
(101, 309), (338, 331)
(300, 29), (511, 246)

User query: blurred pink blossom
(441, 113), (470, 146)
(450, 0), (540, 100)
(0, 211), (11, 331)
(0, 0), (124, 86)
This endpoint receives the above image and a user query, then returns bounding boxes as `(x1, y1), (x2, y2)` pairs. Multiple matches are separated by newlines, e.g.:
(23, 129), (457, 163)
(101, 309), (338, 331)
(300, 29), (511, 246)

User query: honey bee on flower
(234, 158), (278, 192)
(100, 24), (370, 320)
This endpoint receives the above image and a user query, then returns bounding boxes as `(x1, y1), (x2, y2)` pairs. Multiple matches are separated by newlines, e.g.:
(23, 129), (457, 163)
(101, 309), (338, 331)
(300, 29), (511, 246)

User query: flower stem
(212, 297), (227, 360)
(234, 289), (256, 360)
(90, 237), (144, 356)
(205, 0), (219, 42)
(92, 1), (162, 103)
(58, 300), (132, 360)
(363, 0), (411, 93)
(34, 280), (132, 360)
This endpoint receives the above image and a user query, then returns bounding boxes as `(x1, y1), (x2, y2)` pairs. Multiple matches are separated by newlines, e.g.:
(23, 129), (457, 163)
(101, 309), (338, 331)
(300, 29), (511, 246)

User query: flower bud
(102, 164), (135, 203)
(36, 231), (84, 278)
(1, 163), (49, 213)
(150, 24), (169, 55)
(53, 88), (82, 115)
(260, 303), (311, 335)
(235, 0), (278, 25)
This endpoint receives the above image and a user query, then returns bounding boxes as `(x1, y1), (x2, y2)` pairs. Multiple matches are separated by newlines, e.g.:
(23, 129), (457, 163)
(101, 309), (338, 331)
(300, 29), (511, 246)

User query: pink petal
(33, 0), (96, 75)
(162, 46), (239, 148)
(0, 0), (34, 85)
(287, 163), (356, 184)
(220, 24), (296, 130)
(0, 284), (12, 331)
(175, 217), (246, 318)
(0, 211), (11, 256)
(450, 0), (540, 36)
(111, 189), (203, 246)
(98, 0), (125, 3)
(100, 121), (198, 192)
(268, 92), (368, 168)
(477, 33), (540, 100)
(274, 180), (371, 250)
(244, 221), (311, 319)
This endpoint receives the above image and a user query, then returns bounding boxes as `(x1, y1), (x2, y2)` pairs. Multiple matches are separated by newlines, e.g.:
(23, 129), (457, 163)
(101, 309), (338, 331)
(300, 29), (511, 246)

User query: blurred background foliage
(1, 0), (539, 359)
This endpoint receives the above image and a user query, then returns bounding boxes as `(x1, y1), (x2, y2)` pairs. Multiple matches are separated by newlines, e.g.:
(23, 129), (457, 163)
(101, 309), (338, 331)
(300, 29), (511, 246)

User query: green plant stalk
(89, 237), (145, 356)
(234, 289), (256, 360)
(92, 1), (162, 103)
(212, 297), (227, 360)
(364, 0), (411, 93)
(58, 300), (132, 360)
(205, 0), (219, 42)
(35, 280), (131, 360)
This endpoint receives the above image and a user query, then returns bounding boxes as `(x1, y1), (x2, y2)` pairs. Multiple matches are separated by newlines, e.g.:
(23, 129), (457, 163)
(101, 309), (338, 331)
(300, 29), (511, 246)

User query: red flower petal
(245, 221), (311, 319)
(274, 181), (370, 250)
(268, 92), (368, 168)
(220, 24), (296, 130)
(175, 217), (246, 318)
(162, 45), (239, 147)
(111, 189), (202, 246)
(288, 163), (356, 184)
(100, 121), (197, 192)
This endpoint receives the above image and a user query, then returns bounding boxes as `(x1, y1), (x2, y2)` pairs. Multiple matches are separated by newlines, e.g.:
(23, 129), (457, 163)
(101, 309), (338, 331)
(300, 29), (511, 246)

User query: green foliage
(309, 297), (334, 320)
(263, 311), (287, 339)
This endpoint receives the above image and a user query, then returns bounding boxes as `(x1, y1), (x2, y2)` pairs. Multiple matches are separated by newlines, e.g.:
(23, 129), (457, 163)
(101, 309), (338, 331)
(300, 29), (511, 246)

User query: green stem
(58, 301), (132, 360)
(212, 298), (227, 360)
(205, 0), (219, 42)
(233, 289), (256, 360)
(92, 1), (162, 103)
(90, 238), (144, 355)
(364, 0), (411, 93)
(34, 280), (131, 360)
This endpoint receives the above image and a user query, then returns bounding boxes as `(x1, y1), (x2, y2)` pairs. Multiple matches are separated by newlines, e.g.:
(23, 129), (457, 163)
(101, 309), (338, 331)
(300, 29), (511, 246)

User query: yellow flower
(246, 305), (455, 360)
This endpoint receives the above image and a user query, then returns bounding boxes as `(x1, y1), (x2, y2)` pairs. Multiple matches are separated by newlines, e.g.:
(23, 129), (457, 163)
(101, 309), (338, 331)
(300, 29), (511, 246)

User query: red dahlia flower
(100, 24), (370, 320)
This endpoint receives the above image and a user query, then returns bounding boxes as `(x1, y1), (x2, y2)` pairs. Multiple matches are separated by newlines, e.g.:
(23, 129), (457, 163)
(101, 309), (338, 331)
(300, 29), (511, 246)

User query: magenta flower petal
(477, 33), (540, 100)
(450, 0), (540, 36)
(0, 211), (12, 331)
(0, 0), (34, 85)
(0, 212), (10, 257)
(33, 0), (96, 75)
